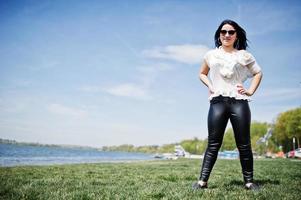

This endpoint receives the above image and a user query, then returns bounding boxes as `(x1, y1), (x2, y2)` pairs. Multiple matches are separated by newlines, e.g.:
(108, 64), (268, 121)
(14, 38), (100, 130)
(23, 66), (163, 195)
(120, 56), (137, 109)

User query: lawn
(0, 158), (300, 199)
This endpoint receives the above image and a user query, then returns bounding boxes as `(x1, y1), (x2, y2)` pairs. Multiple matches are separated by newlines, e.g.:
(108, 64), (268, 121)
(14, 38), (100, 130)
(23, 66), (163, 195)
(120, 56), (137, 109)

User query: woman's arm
(199, 61), (214, 94)
(237, 71), (263, 96)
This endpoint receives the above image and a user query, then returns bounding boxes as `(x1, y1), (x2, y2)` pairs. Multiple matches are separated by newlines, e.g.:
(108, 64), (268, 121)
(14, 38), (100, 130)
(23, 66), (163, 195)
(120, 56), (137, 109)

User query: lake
(0, 143), (155, 167)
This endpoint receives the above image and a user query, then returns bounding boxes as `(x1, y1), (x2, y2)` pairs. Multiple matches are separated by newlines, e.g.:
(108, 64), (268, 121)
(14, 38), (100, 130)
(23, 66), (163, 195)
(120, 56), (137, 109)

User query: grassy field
(0, 158), (300, 200)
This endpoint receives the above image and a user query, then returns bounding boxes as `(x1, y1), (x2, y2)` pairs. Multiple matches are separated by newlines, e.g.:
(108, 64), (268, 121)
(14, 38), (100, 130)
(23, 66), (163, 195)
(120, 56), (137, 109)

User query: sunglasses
(220, 30), (236, 35)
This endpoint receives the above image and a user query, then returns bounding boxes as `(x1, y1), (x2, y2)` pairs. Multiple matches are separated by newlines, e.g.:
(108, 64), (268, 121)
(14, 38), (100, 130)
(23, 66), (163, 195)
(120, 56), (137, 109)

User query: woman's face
(219, 24), (237, 48)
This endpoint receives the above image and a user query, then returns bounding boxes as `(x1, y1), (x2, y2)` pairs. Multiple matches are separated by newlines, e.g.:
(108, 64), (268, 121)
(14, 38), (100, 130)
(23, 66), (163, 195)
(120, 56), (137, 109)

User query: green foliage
(219, 107), (300, 154)
(273, 107), (301, 152)
(220, 122), (270, 153)
(250, 122), (274, 154)
(101, 138), (208, 155)
(101, 143), (176, 154)
(1, 159), (300, 199)
(220, 129), (236, 151)
(158, 144), (175, 153)
(180, 137), (207, 155)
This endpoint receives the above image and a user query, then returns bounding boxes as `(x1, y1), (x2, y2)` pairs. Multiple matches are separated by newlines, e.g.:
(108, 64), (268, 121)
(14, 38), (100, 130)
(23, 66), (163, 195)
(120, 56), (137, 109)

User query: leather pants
(199, 95), (254, 183)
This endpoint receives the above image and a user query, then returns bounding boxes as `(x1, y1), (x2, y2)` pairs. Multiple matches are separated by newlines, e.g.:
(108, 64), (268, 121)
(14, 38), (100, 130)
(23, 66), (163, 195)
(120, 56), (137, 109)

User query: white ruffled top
(204, 47), (261, 101)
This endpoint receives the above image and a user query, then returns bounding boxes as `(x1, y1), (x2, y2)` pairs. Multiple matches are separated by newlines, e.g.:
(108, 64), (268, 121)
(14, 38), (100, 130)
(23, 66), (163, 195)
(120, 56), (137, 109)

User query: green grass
(1, 158), (300, 199)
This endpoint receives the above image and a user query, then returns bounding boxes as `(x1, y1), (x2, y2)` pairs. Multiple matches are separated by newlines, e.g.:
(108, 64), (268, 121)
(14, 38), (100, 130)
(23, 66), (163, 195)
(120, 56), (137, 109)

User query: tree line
(102, 107), (301, 155)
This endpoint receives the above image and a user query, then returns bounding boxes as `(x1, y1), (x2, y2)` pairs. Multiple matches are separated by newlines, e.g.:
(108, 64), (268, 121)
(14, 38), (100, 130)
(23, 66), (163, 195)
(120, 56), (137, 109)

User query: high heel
(192, 181), (208, 190)
(245, 182), (260, 191)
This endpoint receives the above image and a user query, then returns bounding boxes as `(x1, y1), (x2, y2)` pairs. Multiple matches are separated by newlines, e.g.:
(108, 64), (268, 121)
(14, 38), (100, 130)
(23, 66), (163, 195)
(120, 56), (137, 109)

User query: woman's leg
(199, 101), (229, 182)
(229, 100), (254, 183)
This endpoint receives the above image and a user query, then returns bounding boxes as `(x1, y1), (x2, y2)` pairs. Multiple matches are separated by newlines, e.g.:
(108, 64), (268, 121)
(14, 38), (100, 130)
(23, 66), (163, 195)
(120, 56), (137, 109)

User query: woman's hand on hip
(236, 84), (253, 96)
(208, 86), (215, 95)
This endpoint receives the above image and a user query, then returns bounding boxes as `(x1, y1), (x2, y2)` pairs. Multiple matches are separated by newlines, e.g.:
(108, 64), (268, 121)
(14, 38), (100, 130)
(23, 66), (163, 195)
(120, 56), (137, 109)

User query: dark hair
(214, 19), (248, 50)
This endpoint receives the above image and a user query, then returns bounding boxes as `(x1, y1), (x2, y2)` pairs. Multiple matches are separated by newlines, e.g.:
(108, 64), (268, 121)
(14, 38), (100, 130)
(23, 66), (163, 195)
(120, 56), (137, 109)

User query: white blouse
(204, 47), (261, 101)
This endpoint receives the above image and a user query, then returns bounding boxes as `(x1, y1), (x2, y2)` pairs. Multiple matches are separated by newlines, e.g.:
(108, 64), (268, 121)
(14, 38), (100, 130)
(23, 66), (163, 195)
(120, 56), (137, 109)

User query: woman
(193, 19), (262, 190)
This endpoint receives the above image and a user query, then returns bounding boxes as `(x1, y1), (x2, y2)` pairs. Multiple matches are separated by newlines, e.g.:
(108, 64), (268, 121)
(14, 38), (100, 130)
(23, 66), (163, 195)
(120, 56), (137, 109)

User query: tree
(220, 128), (236, 151)
(220, 122), (272, 154)
(179, 137), (207, 154)
(250, 121), (274, 154)
(273, 107), (301, 153)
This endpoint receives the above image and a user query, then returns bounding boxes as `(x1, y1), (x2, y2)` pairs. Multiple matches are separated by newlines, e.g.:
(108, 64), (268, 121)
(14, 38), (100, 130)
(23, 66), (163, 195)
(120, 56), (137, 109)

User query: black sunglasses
(220, 30), (236, 35)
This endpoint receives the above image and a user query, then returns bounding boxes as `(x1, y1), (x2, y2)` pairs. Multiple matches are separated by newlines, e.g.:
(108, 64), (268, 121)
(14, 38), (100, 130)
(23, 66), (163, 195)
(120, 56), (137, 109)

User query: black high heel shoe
(245, 182), (260, 191)
(192, 181), (208, 190)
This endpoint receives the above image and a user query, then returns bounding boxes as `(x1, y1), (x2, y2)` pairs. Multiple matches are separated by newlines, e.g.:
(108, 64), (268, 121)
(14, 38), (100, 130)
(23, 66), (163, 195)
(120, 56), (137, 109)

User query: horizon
(0, 136), (198, 148)
(1, 0), (301, 147)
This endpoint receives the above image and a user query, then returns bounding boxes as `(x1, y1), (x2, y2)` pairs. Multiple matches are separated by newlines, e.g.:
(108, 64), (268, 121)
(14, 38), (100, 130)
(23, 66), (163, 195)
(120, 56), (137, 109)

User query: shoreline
(0, 158), (159, 168)
(0, 143), (156, 167)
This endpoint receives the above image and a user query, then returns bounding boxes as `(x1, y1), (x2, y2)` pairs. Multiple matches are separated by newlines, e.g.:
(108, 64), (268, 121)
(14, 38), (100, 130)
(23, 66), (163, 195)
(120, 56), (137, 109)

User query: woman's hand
(236, 84), (253, 96)
(208, 86), (215, 95)
(236, 72), (263, 96)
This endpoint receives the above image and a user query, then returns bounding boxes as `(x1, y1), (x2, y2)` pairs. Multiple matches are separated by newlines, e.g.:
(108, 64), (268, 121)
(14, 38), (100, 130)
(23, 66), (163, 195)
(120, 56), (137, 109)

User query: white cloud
(134, 62), (174, 89)
(142, 44), (210, 64)
(103, 83), (151, 100)
(47, 104), (87, 118)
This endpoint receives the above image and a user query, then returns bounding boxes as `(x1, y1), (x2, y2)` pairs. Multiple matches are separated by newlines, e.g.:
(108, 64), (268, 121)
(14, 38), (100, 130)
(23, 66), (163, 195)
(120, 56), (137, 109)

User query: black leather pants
(199, 96), (254, 183)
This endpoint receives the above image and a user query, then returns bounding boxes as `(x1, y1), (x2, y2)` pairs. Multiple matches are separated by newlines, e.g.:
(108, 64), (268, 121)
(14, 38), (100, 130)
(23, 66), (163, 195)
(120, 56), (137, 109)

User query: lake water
(0, 143), (155, 167)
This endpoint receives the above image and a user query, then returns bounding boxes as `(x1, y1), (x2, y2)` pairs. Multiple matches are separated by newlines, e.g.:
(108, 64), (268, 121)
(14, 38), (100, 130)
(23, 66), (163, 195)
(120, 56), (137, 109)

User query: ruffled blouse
(204, 47), (261, 101)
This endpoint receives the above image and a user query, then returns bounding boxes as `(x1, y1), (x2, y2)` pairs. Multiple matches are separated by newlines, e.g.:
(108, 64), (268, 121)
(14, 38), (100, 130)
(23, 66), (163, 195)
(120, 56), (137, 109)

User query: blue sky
(0, 0), (300, 147)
